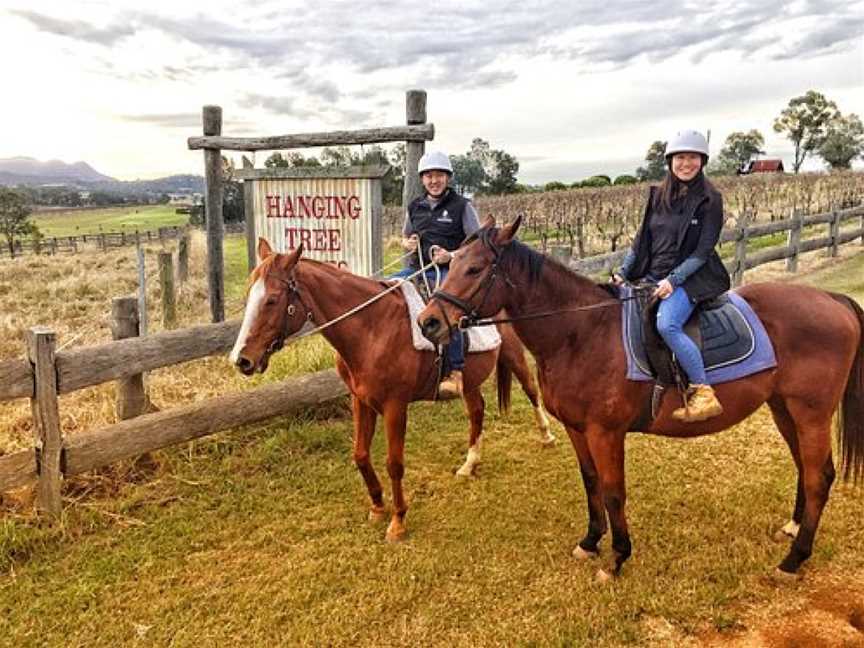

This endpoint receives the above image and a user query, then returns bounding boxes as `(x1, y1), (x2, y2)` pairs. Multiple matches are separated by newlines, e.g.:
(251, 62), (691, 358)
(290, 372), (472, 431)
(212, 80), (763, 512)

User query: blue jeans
(656, 286), (706, 384)
(390, 266), (464, 371)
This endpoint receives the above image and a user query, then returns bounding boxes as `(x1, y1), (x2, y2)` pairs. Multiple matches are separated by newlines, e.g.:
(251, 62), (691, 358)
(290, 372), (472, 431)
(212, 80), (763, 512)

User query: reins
(455, 297), (639, 329)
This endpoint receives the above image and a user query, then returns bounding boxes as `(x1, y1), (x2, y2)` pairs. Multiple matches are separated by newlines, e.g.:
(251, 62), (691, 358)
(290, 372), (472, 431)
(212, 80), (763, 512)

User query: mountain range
(0, 157), (203, 194)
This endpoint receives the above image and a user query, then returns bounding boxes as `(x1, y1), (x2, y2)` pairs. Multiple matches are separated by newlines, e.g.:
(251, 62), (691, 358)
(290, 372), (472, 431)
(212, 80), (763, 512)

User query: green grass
(1, 247), (863, 646)
(31, 205), (189, 237)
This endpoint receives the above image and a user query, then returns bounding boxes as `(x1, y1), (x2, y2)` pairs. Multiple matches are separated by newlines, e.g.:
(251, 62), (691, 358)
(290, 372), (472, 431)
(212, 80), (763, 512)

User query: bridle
(264, 268), (316, 351)
(430, 228), (636, 332)
(430, 231), (514, 331)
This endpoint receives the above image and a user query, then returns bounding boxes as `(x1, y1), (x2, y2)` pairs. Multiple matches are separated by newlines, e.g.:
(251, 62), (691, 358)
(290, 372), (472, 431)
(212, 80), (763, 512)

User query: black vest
(407, 190), (469, 269)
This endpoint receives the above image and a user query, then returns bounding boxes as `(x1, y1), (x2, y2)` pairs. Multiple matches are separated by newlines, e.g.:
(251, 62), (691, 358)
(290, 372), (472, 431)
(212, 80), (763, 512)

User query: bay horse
(230, 238), (554, 542)
(418, 216), (864, 580)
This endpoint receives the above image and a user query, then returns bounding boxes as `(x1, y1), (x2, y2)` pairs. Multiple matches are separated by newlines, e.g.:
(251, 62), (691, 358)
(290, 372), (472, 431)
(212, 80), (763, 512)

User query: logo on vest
(437, 209), (453, 223)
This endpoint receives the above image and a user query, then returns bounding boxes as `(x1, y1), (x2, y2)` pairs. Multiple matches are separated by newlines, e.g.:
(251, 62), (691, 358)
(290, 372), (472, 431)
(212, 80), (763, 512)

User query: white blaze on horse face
(229, 278), (267, 364)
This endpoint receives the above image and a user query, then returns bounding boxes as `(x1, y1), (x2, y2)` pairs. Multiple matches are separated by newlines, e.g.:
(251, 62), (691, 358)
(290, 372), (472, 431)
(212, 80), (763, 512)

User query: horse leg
(767, 396), (804, 542)
(456, 387), (485, 477)
(499, 331), (555, 446)
(351, 395), (385, 522)
(584, 425), (631, 581)
(777, 399), (836, 576)
(564, 425), (607, 560)
(383, 401), (410, 543)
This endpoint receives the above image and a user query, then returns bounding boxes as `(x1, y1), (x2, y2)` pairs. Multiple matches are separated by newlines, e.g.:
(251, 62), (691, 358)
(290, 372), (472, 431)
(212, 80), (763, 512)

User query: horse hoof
(772, 567), (802, 584)
(572, 546), (599, 561)
(369, 507), (387, 523)
(772, 529), (796, 543)
(385, 528), (407, 544)
(540, 433), (557, 447)
(455, 465), (476, 478)
(594, 568), (613, 584)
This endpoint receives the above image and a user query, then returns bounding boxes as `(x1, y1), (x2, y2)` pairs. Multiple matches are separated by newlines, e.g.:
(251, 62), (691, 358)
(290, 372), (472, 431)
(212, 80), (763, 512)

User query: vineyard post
(112, 297), (149, 420)
(786, 208), (802, 273)
(26, 327), (63, 517)
(732, 220), (748, 287)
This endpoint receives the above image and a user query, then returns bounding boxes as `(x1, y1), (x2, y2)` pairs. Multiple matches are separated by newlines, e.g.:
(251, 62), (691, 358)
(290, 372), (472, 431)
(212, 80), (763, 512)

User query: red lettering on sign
(328, 229), (341, 252)
(299, 228), (312, 249)
(296, 196), (311, 218)
(266, 195), (280, 218)
(347, 196), (361, 219)
(282, 197), (295, 218)
(312, 196), (326, 219)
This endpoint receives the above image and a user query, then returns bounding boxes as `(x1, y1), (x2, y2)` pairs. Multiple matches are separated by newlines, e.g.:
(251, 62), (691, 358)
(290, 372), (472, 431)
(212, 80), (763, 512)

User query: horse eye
(466, 266), (482, 276)
(265, 296), (278, 306)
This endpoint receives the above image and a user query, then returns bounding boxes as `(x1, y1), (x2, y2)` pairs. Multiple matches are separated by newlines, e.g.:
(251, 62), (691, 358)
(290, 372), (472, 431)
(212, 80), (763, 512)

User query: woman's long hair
(653, 154), (715, 212)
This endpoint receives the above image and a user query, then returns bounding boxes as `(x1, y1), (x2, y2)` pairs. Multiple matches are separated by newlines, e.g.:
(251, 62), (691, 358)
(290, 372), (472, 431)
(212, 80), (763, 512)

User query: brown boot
(438, 370), (464, 400)
(672, 384), (723, 422)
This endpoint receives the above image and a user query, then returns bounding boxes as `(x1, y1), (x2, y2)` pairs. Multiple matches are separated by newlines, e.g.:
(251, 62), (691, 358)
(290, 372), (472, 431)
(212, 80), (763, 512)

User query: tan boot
(438, 370), (464, 400)
(672, 384), (723, 422)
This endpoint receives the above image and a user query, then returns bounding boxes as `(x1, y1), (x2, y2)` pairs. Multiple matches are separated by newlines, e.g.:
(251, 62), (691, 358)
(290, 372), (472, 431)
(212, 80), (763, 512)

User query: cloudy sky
(1, 0), (862, 184)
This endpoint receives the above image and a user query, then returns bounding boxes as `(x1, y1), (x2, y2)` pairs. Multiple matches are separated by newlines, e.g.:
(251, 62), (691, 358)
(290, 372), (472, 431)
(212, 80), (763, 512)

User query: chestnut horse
(230, 239), (553, 542)
(418, 217), (864, 579)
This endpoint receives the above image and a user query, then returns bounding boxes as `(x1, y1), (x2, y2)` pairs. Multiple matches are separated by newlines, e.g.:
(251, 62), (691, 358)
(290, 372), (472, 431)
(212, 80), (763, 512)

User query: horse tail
(831, 292), (864, 483)
(496, 354), (513, 415)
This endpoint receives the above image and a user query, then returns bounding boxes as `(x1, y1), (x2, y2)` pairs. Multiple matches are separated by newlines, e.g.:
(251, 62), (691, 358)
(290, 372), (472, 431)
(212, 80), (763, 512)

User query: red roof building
(748, 159), (785, 173)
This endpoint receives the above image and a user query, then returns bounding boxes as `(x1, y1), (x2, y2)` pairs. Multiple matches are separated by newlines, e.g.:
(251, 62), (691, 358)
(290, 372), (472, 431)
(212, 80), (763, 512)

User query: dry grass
(0, 222), (862, 646)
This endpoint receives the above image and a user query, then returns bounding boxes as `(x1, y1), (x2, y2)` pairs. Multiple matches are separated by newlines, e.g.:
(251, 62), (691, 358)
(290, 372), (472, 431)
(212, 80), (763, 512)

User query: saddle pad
(398, 281), (502, 353)
(619, 285), (777, 384)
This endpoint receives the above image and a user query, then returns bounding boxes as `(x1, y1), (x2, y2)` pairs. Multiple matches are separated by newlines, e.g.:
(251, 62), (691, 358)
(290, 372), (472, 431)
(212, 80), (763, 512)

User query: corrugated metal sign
(239, 166), (387, 276)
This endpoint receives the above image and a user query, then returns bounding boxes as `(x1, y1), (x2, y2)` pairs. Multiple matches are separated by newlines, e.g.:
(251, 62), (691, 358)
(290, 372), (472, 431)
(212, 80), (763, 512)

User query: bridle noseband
(430, 232), (514, 330)
(266, 269), (315, 350)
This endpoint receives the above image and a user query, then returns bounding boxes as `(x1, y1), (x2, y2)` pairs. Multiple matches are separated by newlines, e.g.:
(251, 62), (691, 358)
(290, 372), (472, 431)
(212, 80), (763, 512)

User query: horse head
(229, 238), (314, 375)
(418, 215), (522, 346)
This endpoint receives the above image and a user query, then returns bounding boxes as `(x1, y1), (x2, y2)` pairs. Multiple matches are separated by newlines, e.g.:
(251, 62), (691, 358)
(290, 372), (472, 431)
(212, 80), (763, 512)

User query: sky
(1, 0), (862, 184)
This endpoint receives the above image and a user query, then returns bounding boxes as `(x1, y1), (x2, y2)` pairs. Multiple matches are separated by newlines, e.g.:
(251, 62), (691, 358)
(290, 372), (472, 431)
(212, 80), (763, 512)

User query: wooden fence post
(177, 234), (189, 283)
(402, 89), (427, 208)
(159, 251), (177, 329)
(786, 208), (802, 273)
(203, 105), (225, 323)
(26, 327), (63, 517)
(829, 209), (841, 257)
(112, 297), (149, 420)
(860, 210), (864, 246)
(732, 223), (748, 287)
(136, 245), (149, 337)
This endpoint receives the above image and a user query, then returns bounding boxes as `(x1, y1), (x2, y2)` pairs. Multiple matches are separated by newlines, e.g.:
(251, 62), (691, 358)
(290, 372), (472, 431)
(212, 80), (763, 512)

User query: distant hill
(0, 156), (115, 184)
(0, 157), (204, 196)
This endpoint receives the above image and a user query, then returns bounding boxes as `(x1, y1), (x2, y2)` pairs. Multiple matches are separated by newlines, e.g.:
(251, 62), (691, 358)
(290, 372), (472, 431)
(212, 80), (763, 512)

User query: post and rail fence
(0, 225), (187, 259)
(1, 202), (862, 517)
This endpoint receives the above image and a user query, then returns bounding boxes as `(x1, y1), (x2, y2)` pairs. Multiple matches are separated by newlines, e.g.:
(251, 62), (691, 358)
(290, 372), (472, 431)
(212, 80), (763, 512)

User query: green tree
(486, 150), (519, 195)
(819, 114), (864, 170)
(0, 187), (38, 257)
(451, 155), (487, 195)
(580, 175), (612, 188)
(719, 130), (765, 170)
(544, 181), (568, 191)
(635, 140), (667, 181)
(773, 90), (840, 173)
(613, 174), (637, 185)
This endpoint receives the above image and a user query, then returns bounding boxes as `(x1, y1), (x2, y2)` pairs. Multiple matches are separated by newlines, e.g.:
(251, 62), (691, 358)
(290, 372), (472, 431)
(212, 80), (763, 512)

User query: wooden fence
(0, 226), (186, 258)
(0, 204), (862, 517)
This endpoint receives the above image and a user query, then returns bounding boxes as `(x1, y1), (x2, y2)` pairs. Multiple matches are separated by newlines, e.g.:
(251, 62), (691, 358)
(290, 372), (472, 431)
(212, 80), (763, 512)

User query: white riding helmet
(418, 150), (453, 175)
(665, 129), (710, 158)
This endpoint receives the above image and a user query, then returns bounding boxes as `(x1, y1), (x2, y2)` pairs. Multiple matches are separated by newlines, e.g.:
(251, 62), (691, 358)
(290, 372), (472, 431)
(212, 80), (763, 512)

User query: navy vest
(407, 190), (469, 269)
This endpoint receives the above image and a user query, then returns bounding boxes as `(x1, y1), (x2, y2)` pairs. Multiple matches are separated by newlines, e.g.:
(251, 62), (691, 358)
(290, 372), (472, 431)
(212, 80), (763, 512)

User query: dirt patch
(701, 572), (864, 647)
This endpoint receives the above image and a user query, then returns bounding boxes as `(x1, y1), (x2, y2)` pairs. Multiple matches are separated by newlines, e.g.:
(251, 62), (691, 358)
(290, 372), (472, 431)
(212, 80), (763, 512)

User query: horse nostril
(421, 317), (441, 339)
(235, 356), (254, 375)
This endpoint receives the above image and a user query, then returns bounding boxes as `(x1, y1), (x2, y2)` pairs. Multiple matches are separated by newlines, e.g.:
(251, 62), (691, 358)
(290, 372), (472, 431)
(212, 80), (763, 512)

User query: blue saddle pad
(619, 285), (777, 384)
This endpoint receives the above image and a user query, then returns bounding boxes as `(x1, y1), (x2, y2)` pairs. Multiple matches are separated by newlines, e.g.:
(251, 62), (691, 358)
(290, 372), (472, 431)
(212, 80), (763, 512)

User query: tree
(773, 90), (840, 173)
(0, 187), (38, 257)
(819, 114), (864, 170)
(719, 130), (765, 170)
(613, 174), (637, 185)
(635, 140), (667, 181)
(451, 155), (487, 195)
(544, 181), (568, 191)
(486, 150), (519, 195)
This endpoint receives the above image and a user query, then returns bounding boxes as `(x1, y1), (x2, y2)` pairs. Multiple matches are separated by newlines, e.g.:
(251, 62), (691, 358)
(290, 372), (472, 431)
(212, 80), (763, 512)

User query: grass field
(31, 205), (189, 237)
(0, 224), (863, 646)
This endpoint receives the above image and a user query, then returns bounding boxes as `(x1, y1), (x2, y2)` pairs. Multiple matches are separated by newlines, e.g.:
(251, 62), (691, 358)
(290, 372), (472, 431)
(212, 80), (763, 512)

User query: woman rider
(614, 129), (731, 422)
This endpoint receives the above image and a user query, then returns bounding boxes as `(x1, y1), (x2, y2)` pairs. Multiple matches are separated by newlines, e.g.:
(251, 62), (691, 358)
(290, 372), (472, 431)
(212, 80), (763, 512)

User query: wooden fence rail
(0, 203), (861, 516)
(0, 226), (186, 259)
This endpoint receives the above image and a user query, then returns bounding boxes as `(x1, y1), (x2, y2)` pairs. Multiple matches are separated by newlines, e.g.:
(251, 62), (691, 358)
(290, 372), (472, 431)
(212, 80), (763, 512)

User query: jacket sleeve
(667, 192), (724, 286)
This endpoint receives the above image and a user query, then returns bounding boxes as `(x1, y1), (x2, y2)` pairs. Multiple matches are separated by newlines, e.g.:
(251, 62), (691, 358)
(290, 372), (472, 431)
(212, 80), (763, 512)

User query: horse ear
(498, 213), (523, 245)
(481, 214), (496, 229)
(278, 243), (303, 270)
(257, 238), (273, 261)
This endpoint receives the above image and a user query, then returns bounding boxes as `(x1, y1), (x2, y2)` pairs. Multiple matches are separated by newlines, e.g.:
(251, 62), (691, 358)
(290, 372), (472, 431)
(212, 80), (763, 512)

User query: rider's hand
(402, 234), (419, 252)
(430, 246), (451, 264)
(610, 273), (625, 286)
(653, 278), (674, 299)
